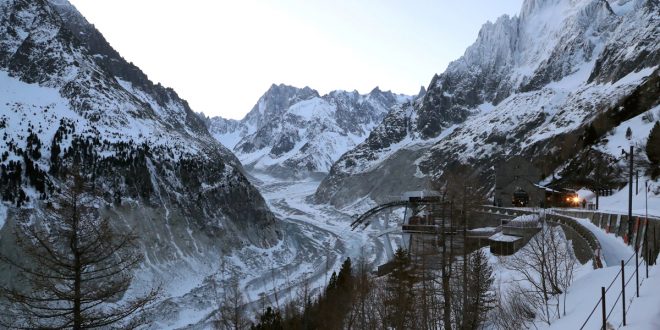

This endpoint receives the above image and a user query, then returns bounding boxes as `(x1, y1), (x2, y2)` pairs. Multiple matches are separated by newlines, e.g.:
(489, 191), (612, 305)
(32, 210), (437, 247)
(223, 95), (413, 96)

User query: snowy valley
(0, 0), (658, 329)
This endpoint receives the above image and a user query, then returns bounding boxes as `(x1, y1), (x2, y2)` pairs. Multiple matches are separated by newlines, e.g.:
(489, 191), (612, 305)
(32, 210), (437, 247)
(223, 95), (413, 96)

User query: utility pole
(595, 152), (600, 210)
(646, 181), (649, 268)
(629, 146), (633, 244)
(623, 146), (633, 244)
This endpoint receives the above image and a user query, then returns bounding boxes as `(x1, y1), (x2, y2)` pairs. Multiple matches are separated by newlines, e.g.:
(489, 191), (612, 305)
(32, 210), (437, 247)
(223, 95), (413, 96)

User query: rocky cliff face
(315, 0), (660, 207)
(206, 84), (410, 178)
(0, 0), (281, 293)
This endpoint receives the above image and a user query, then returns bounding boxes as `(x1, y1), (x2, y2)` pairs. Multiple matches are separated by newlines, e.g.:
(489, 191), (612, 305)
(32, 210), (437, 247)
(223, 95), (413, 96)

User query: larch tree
(217, 276), (250, 330)
(0, 174), (159, 329)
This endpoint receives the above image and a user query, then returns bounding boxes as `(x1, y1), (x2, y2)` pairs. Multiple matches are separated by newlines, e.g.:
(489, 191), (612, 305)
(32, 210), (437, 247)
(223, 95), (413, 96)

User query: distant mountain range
(204, 84), (412, 178)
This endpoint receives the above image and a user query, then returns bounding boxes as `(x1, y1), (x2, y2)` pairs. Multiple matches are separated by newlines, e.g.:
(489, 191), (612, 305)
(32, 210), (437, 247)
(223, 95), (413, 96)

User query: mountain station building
(494, 156), (546, 207)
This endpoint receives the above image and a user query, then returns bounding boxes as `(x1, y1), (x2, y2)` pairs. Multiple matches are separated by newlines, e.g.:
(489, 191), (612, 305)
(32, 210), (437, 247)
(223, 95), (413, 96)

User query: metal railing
(579, 247), (652, 329)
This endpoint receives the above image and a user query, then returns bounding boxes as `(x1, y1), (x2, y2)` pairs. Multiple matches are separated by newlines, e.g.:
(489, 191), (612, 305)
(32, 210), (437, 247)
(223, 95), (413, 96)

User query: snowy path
(573, 217), (635, 267)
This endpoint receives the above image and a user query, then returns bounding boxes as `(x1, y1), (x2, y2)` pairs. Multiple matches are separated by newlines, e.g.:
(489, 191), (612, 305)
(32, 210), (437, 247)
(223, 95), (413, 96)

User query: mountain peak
(265, 83), (319, 98)
(520, 0), (564, 19)
(417, 86), (427, 98)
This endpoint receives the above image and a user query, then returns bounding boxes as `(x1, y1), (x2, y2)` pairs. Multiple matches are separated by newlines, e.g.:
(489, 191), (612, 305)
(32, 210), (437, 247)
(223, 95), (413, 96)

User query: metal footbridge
(350, 201), (409, 230)
(350, 198), (443, 230)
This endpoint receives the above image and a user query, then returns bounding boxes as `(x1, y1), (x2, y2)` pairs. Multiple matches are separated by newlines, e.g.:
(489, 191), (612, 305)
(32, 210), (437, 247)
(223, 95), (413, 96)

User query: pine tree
(327, 271), (338, 293)
(625, 127), (633, 140)
(647, 121), (660, 178)
(462, 249), (496, 329)
(383, 248), (415, 330)
(320, 258), (354, 329)
(336, 257), (352, 292)
(251, 307), (283, 330)
(583, 124), (598, 145)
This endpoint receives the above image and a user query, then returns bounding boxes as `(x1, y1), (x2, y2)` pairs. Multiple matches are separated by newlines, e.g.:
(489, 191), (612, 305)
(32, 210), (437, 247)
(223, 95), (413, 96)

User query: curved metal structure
(351, 198), (444, 230)
(350, 201), (409, 230)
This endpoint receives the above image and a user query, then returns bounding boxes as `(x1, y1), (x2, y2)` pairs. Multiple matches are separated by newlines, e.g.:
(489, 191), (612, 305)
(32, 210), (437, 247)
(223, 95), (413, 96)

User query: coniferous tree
(336, 257), (353, 293)
(462, 249), (496, 329)
(251, 307), (283, 330)
(647, 121), (660, 178)
(327, 271), (338, 293)
(583, 123), (599, 146)
(320, 258), (354, 329)
(383, 248), (415, 330)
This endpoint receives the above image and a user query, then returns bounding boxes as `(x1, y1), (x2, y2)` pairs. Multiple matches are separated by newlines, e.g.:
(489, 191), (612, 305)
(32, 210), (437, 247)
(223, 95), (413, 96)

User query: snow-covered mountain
(205, 84), (411, 178)
(315, 0), (660, 207)
(0, 0), (286, 323)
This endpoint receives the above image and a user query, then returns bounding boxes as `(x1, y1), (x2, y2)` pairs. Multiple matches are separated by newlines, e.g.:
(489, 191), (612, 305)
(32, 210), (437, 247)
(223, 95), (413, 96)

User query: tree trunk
(71, 197), (82, 330)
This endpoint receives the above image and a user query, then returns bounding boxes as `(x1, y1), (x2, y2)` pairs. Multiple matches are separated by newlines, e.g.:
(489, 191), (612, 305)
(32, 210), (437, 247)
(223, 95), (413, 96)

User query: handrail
(553, 209), (660, 222)
(579, 247), (649, 329)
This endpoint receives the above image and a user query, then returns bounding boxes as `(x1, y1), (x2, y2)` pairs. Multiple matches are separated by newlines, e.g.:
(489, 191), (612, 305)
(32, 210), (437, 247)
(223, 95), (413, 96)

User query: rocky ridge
(0, 0), (283, 325)
(314, 0), (660, 208)
(206, 84), (411, 178)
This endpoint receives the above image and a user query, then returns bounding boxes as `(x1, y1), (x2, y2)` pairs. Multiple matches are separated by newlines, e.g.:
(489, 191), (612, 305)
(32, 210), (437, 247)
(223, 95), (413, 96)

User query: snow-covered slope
(315, 0), (660, 207)
(0, 0), (285, 324)
(206, 85), (411, 178)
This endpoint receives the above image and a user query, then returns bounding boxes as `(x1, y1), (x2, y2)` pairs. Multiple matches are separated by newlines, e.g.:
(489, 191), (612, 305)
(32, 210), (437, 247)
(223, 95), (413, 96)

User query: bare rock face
(315, 0), (660, 208)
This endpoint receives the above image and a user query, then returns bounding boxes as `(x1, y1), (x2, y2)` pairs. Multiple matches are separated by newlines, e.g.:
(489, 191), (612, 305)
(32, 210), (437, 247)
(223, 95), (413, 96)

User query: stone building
(494, 156), (546, 207)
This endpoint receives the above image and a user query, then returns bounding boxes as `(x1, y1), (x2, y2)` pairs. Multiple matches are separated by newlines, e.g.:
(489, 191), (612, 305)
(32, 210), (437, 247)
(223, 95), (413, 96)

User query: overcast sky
(68, 0), (523, 119)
